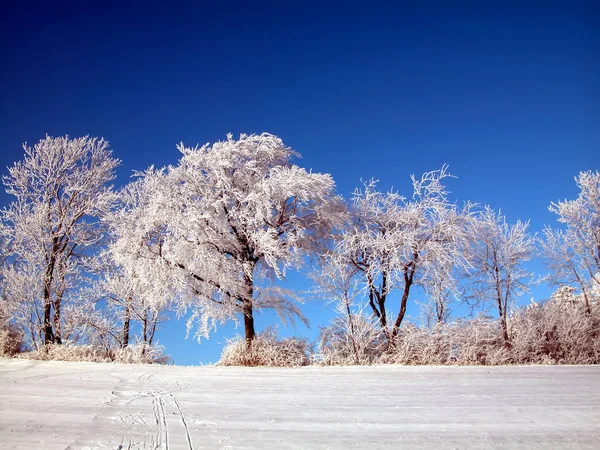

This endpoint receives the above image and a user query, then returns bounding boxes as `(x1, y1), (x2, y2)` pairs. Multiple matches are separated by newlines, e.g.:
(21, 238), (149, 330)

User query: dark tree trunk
(500, 314), (510, 346)
(436, 302), (445, 324)
(366, 271), (389, 340)
(141, 309), (148, 355)
(122, 301), (131, 349)
(43, 301), (54, 345)
(243, 273), (255, 347)
(495, 279), (511, 347)
(392, 267), (415, 338)
(574, 268), (592, 316)
(243, 303), (255, 347)
(43, 254), (57, 345)
(148, 310), (158, 347)
(52, 257), (69, 345)
(53, 296), (62, 345)
(492, 251), (511, 347)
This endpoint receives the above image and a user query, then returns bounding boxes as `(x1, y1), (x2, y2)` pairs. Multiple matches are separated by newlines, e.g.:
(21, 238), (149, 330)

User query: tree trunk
(436, 301), (445, 324)
(500, 314), (510, 346)
(345, 301), (360, 364)
(243, 273), (255, 347)
(29, 325), (39, 351)
(574, 268), (592, 315)
(148, 310), (158, 347)
(141, 309), (148, 355)
(43, 255), (56, 345)
(243, 302), (255, 347)
(53, 296), (62, 345)
(122, 301), (131, 349)
(366, 272), (389, 340)
(392, 268), (414, 339)
(43, 301), (54, 344)
(495, 279), (511, 347)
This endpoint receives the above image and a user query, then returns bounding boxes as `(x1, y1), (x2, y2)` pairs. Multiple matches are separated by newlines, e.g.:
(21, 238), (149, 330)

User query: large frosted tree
(0, 136), (119, 345)
(113, 133), (342, 345)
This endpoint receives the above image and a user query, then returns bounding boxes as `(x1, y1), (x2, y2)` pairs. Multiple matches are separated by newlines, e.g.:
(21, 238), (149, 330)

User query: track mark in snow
(117, 412), (148, 426)
(13, 371), (91, 383)
(152, 391), (169, 450)
(137, 371), (156, 384)
(169, 393), (195, 450)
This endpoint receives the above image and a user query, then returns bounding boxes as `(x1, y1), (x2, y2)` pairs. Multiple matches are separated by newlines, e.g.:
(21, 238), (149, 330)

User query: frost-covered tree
(0, 136), (119, 345)
(466, 207), (535, 344)
(542, 170), (600, 314)
(312, 250), (384, 364)
(419, 259), (465, 328)
(336, 166), (469, 343)
(99, 180), (174, 351)
(113, 133), (342, 345)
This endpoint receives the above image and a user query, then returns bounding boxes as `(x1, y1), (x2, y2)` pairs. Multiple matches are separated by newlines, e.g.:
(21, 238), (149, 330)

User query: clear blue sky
(1, 1), (598, 365)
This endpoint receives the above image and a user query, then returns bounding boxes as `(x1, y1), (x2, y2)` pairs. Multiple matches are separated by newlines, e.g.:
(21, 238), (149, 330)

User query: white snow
(1, 358), (599, 449)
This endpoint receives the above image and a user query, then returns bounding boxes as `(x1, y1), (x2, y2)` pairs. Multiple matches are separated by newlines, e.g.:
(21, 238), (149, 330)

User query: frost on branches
(542, 170), (600, 314)
(0, 136), (120, 347)
(330, 166), (470, 345)
(465, 207), (536, 345)
(100, 178), (175, 351)
(112, 133), (343, 345)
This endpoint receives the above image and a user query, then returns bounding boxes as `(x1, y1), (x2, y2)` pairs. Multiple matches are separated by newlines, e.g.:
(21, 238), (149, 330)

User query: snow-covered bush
(318, 313), (386, 365)
(0, 322), (24, 357)
(219, 328), (312, 367)
(317, 315), (512, 366)
(509, 287), (599, 364)
(17, 342), (170, 364)
(378, 318), (510, 366)
(0, 303), (25, 356)
(317, 286), (599, 366)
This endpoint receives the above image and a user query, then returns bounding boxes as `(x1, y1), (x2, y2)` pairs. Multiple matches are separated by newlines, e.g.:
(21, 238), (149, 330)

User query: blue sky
(1, 1), (598, 364)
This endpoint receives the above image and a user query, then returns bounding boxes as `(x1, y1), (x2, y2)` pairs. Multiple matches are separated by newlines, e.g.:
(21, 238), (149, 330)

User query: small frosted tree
(113, 133), (342, 346)
(100, 180), (174, 350)
(542, 170), (600, 314)
(466, 207), (536, 345)
(336, 166), (469, 343)
(0, 136), (119, 345)
(419, 259), (465, 328)
(312, 249), (384, 365)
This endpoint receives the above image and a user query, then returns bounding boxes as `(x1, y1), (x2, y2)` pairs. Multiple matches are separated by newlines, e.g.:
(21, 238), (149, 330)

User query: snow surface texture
(0, 359), (599, 449)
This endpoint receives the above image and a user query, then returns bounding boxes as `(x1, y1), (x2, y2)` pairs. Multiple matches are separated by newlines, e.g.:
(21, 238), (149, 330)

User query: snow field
(0, 358), (599, 449)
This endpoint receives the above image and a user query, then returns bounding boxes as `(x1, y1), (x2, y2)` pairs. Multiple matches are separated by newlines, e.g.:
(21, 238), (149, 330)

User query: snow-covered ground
(0, 359), (598, 449)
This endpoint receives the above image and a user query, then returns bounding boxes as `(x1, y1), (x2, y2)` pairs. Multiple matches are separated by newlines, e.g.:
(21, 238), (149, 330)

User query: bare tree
(0, 136), (119, 345)
(466, 207), (536, 345)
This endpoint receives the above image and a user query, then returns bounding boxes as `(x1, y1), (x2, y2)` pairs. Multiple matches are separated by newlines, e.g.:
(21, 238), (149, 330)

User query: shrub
(0, 305), (25, 357)
(318, 314), (386, 365)
(378, 318), (510, 366)
(219, 328), (312, 367)
(0, 322), (24, 357)
(17, 342), (170, 364)
(509, 287), (600, 364)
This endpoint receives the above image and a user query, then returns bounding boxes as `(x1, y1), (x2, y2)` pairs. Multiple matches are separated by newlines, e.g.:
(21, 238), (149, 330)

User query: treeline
(0, 134), (598, 366)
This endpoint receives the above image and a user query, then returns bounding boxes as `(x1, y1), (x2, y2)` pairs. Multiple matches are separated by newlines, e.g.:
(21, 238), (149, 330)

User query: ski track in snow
(0, 358), (599, 449)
